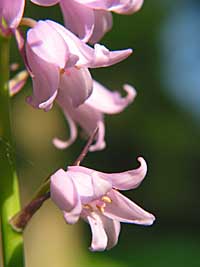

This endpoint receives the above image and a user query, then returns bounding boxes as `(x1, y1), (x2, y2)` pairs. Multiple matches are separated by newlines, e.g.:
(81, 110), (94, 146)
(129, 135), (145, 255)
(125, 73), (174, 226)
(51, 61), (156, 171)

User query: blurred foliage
(7, 0), (200, 266)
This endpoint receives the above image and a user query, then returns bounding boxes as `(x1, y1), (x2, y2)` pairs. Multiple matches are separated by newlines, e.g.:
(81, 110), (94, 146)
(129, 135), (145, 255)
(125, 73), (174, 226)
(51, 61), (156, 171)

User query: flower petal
(26, 43), (59, 110)
(86, 81), (136, 114)
(104, 157), (147, 190)
(88, 43), (132, 68)
(46, 20), (132, 68)
(112, 0), (144, 14)
(60, 0), (94, 42)
(86, 213), (108, 251)
(50, 169), (82, 224)
(68, 157), (147, 190)
(71, 105), (105, 151)
(14, 29), (33, 77)
(75, 0), (144, 14)
(104, 190), (155, 225)
(66, 169), (112, 204)
(59, 67), (93, 107)
(89, 121), (106, 152)
(100, 215), (121, 250)
(0, 0), (25, 30)
(27, 20), (69, 68)
(55, 81), (136, 151)
(56, 95), (106, 151)
(89, 10), (113, 44)
(25, 20), (73, 110)
(30, 0), (60, 6)
(65, 171), (95, 204)
(73, 0), (121, 9)
(68, 166), (94, 175)
(91, 172), (112, 198)
(52, 110), (78, 149)
(63, 199), (82, 224)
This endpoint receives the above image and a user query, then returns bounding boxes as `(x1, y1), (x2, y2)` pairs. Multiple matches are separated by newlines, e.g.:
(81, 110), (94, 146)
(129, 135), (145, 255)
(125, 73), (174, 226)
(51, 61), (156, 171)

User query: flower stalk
(10, 191), (50, 232)
(9, 178), (51, 232)
(0, 35), (24, 267)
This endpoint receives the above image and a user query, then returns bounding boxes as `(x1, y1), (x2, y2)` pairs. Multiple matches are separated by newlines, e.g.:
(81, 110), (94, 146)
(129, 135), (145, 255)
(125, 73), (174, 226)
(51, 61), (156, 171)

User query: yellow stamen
(96, 205), (105, 213)
(83, 204), (93, 211)
(60, 68), (65, 74)
(102, 196), (112, 203)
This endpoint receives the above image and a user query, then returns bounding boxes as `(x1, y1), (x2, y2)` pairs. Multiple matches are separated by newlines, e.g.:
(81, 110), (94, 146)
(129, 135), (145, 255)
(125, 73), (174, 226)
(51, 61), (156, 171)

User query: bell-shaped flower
(30, 0), (144, 43)
(53, 80), (136, 151)
(0, 0), (25, 35)
(25, 19), (132, 111)
(50, 157), (155, 251)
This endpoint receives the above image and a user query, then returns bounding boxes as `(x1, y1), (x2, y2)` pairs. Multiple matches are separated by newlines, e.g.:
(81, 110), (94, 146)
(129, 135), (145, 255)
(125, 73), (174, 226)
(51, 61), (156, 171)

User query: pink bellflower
(50, 157), (155, 251)
(25, 19), (132, 111)
(30, 0), (144, 43)
(54, 80), (136, 151)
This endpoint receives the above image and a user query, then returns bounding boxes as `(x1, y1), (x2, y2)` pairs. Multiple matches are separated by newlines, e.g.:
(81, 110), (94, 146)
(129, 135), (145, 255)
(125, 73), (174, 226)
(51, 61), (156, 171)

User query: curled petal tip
(137, 156), (146, 163)
(26, 79), (58, 111)
(123, 84), (137, 102)
(89, 121), (106, 152)
(52, 137), (71, 150)
(38, 91), (58, 111)
(89, 141), (106, 152)
(39, 102), (53, 112)
(136, 157), (148, 178)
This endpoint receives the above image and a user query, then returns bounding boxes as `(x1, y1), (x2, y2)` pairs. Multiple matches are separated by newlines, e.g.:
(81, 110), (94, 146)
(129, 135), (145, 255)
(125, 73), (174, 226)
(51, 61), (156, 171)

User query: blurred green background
(8, 0), (200, 266)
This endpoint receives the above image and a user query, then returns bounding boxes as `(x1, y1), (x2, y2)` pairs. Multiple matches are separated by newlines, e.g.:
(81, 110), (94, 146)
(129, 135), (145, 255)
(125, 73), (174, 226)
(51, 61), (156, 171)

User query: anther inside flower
(50, 157), (155, 251)
(83, 195), (112, 213)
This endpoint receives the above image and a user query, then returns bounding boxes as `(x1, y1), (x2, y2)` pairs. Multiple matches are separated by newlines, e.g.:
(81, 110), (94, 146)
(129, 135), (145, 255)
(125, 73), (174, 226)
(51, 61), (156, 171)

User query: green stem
(0, 36), (24, 266)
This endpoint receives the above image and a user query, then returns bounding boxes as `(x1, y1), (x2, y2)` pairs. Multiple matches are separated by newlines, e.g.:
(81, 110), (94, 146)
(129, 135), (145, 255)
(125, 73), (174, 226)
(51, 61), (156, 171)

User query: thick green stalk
(0, 36), (24, 266)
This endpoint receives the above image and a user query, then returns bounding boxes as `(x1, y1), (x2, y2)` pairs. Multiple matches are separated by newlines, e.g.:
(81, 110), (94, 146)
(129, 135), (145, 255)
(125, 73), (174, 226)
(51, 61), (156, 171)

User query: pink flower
(0, 0), (25, 35)
(50, 157), (155, 251)
(53, 80), (136, 151)
(30, 0), (144, 43)
(25, 20), (132, 111)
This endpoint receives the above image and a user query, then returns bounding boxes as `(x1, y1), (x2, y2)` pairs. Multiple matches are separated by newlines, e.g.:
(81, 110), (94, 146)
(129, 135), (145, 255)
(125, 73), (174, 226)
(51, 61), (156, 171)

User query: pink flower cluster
(1, 0), (155, 251)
